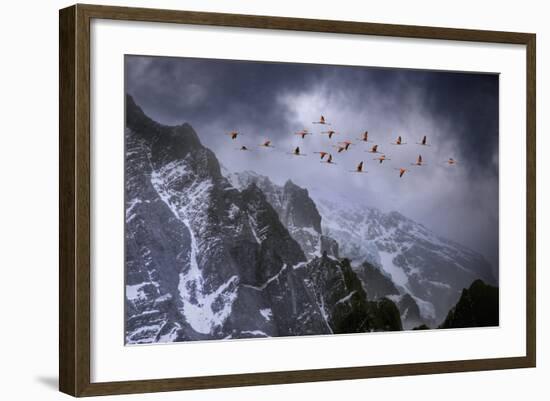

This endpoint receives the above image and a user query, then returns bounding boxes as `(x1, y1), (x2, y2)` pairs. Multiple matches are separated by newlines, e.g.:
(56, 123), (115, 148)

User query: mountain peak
(283, 179), (312, 197)
(126, 93), (202, 150)
(284, 179), (296, 188)
(243, 181), (261, 194)
(440, 279), (499, 329)
(225, 171), (330, 257)
(126, 94), (157, 134)
(388, 210), (405, 220)
(316, 196), (496, 324)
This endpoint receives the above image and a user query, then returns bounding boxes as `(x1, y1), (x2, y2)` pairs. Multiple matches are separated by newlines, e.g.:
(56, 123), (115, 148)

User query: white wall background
(0, 0), (546, 400)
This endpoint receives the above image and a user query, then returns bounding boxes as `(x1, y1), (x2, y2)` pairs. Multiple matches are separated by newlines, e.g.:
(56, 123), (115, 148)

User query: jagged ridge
(317, 198), (496, 325)
(124, 95), (401, 343)
(227, 170), (339, 260)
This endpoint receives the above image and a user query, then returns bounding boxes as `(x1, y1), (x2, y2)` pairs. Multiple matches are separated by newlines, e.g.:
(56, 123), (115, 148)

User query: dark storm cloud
(125, 55), (499, 269)
(415, 72), (499, 176)
(126, 56), (322, 135)
(126, 55), (498, 177)
(125, 56), (405, 136)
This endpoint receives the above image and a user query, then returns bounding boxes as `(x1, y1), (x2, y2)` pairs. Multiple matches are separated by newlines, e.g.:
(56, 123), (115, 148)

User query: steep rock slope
(353, 262), (423, 329)
(353, 261), (400, 301)
(228, 173), (432, 328)
(227, 171), (339, 259)
(124, 95), (400, 343)
(439, 279), (499, 329)
(125, 95), (308, 342)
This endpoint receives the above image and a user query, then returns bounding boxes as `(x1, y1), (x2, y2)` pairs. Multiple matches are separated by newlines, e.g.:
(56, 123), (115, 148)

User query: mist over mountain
(125, 95), (408, 343)
(125, 95), (498, 342)
(123, 51), (502, 343)
(225, 169), (496, 327)
(126, 55), (499, 271)
(316, 199), (497, 324)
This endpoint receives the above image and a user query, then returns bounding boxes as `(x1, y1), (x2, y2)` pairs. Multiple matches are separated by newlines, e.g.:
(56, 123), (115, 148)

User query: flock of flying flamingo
(225, 115), (457, 178)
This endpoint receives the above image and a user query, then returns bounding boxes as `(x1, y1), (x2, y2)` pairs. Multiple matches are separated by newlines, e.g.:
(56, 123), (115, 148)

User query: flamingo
(239, 145), (250, 151)
(321, 130), (338, 139)
(313, 115), (330, 125)
(367, 144), (380, 154)
(411, 154), (425, 166)
(391, 136), (406, 145)
(394, 167), (409, 178)
(314, 151), (330, 160)
(373, 154), (390, 164)
(295, 129), (311, 139)
(334, 145), (346, 153)
(416, 135), (430, 146)
(358, 131), (370, 142)
(225, 131), (240, 140)
(338, 140), (353, 151)
(445, 158), (457, 165)
(350, 161), (367, 173)
(259, 140), (274, 148)
(321, 154), (336, 165)
(289, 146), (306, 156)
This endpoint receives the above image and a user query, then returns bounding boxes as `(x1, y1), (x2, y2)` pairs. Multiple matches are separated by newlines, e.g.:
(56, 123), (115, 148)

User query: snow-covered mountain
(124, 94), (497, 342)
(226, 172), (422, 328)
(317, 199), (497, 325)
(226, 172), (496, 327)
(124, 95), (401, 344)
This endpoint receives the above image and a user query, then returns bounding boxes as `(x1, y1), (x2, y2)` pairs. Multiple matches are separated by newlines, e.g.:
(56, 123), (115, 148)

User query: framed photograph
(59, 4), (536, 397)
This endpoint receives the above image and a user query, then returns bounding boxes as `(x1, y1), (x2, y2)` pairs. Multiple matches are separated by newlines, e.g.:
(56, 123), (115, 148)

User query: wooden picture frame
(59, 3), (536, 397)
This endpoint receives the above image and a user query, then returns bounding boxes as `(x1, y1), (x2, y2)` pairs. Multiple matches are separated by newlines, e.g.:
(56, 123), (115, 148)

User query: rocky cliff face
(124, 94), (496, 342)
(352, 262), (425, 329)
(124, 95), (400, 343)
(353, 262), (400, 301)
(227, 171), (497, 328)
(439, 279), (499, 329)
(227, 171), (339, 260)
(387, 293), (425, 330)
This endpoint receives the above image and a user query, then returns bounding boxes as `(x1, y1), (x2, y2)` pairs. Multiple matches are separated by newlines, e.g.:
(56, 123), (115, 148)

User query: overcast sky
(125, 55), (499, 269)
